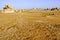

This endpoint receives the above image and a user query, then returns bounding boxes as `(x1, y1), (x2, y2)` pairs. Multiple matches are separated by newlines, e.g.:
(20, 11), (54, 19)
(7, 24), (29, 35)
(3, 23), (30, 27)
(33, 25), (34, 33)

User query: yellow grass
(0, 9), (60, 40)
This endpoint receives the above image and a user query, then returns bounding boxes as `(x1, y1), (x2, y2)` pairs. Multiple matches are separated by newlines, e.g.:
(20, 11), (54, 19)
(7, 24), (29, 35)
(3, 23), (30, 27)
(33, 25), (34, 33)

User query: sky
(0, 0), (60, 9)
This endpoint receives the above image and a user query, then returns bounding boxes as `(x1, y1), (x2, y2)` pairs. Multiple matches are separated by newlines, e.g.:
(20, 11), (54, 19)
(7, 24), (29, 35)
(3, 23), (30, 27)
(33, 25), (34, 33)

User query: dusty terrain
(0, 7), (60, 40)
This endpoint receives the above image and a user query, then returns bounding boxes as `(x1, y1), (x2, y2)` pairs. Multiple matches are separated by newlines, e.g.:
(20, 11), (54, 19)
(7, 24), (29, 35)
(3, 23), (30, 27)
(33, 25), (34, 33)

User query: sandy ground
(0, 10), (60, 40)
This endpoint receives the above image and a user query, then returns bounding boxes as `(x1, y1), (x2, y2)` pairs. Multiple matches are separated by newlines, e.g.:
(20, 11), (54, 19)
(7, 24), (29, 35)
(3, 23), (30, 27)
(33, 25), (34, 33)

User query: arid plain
(0, 5), (60, 40)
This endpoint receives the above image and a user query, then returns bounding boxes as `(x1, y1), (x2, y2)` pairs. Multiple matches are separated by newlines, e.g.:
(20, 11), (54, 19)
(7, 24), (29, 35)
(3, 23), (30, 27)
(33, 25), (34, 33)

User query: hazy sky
(0, 0), (60, 9)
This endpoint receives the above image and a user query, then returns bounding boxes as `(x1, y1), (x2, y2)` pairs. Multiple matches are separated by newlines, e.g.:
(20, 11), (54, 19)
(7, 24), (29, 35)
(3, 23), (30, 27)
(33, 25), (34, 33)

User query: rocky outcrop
(2, 4), (15, 13)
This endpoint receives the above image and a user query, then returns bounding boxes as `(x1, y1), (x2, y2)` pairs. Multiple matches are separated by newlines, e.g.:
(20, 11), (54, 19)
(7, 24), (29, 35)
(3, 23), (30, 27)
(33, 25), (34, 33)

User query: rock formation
(2, 4), (15, 13)
(3, 4), (12, 10)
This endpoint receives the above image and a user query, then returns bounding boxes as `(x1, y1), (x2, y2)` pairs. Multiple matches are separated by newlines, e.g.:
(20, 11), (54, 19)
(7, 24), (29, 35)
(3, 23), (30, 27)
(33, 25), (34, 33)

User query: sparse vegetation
(0, 5), (60, 40)
(51, 7), (59, 11)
